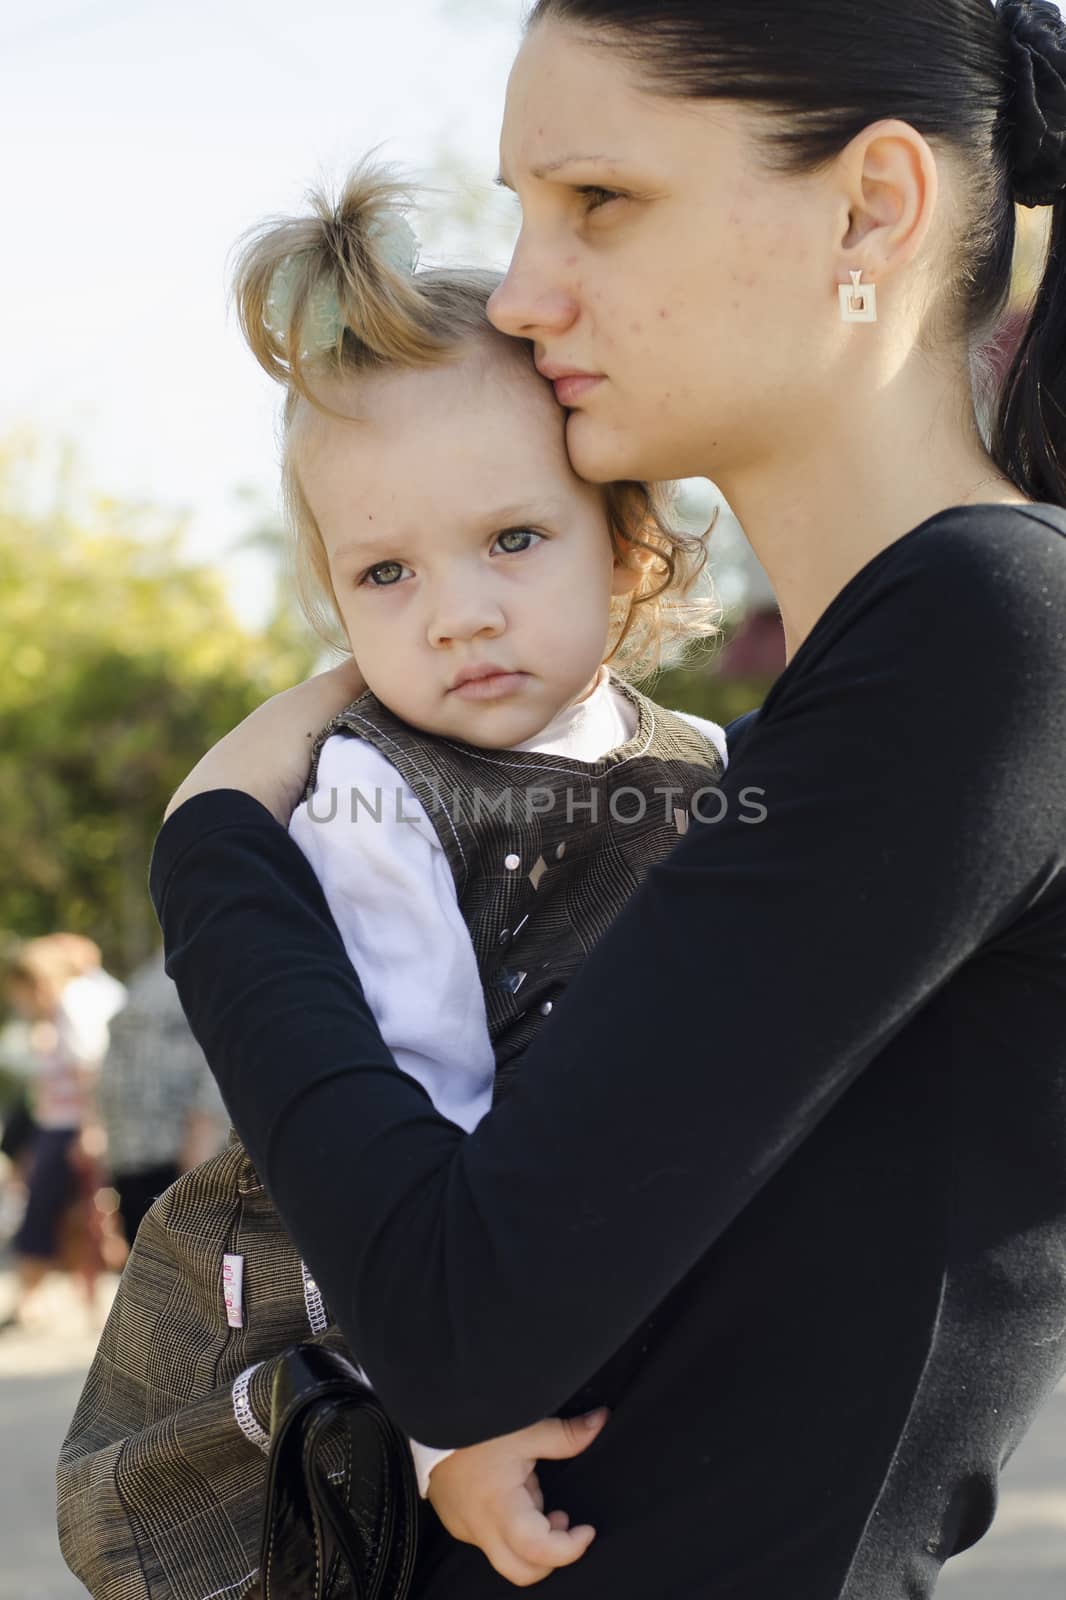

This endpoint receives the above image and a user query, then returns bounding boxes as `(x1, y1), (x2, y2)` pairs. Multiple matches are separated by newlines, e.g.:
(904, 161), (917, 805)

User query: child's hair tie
(265, 214), (422, 359)
(368, 213), (421, 276)
(265, 258), (344, 356)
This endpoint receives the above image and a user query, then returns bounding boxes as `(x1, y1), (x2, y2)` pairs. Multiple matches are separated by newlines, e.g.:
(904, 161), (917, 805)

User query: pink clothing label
(222, 1253), (244, 1329)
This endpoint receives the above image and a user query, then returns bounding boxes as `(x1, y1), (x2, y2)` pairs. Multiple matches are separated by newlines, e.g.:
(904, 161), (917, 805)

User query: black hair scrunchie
(998, 0), (1066, 207)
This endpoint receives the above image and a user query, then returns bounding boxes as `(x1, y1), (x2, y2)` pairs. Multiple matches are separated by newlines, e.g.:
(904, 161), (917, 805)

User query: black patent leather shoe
(253, 1343), (419, 1600)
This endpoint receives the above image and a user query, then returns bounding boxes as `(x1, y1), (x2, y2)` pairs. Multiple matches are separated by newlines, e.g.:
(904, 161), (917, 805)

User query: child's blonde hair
(233, 164), (719, 680)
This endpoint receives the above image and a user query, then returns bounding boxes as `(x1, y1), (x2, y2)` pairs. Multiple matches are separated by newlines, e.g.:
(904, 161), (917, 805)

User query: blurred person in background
(50, 934), (128, 1063)
(1, 934), (124, 1330)
(96, 947), (228, 1244)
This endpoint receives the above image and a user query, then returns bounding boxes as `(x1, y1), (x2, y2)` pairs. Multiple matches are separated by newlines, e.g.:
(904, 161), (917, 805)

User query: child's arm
(409, 1437), (456, 1495)
(425, 1410), (609, 1586)
(288, 733), (497, 1134)
(291, 737), (608, 1581)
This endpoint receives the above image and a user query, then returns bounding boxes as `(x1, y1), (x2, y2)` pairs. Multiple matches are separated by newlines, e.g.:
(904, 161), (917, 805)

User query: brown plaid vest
(58, 680), (723, 1600)
(304, 677), (723, 1098)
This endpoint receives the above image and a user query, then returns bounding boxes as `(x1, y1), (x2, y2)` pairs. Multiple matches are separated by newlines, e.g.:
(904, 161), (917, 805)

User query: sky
(1, 0), (532, 623)
(16, 3), (1040, 624)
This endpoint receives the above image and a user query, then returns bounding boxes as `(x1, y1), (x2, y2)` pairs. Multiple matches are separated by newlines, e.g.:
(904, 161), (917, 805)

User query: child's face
(297, 348), (640, 748)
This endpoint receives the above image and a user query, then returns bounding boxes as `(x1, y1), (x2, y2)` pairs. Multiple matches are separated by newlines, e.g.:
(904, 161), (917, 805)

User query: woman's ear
(836, 117), (939, 286)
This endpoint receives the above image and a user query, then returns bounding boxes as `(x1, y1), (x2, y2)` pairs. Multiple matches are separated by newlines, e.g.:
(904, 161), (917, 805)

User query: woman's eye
(575, 185), (624, 215)
(493, 528), (543, 556)
(362, 560), (408, 587)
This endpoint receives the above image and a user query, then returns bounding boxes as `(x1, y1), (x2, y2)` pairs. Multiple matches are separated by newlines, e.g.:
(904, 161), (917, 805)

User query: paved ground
(0, 1272), (121, 1600)
(0, 1272), (1062, 1598)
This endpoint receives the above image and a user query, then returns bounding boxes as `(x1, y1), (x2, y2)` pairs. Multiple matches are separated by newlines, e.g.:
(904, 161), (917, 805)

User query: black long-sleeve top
(151, 505), (1066, 1598)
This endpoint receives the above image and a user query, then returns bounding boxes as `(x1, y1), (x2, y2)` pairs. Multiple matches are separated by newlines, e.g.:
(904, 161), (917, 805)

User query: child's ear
(611, 545), (657, 597)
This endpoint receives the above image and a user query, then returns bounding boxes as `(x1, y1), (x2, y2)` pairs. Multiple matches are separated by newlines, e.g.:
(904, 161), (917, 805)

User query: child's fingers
(504, 1501), (598, 1574)
(483, 1545), (554, 1588)
(525, 1409), (609, 1461)
(521, 1474), (575, 1529)
(486, 1526), (596, 1589)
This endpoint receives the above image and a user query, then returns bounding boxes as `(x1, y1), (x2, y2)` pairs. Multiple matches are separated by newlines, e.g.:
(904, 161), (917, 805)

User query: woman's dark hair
(527, 0), (1066, 509)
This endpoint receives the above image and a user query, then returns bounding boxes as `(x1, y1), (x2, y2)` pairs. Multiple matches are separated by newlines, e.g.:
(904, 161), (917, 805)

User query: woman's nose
(487, 236), (579, 341)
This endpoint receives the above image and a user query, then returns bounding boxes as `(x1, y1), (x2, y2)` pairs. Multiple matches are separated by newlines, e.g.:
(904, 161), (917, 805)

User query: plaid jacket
(57, 683), (724, 1599)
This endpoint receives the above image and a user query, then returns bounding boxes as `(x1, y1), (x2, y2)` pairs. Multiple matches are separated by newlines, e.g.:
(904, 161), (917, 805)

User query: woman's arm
(153, 510), (1066, 1447)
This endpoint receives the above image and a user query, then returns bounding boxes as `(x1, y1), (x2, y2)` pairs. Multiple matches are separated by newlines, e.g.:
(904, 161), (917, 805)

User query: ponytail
(992, 200), (1066, 508)
(231, 166), (495, 402)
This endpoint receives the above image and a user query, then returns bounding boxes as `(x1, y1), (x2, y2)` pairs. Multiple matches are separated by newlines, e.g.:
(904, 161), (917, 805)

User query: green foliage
(643, 663), (769, 730)
(638, 634), (771, 730)
(0, 442), (320, 976)
(0, 439), (773, 994)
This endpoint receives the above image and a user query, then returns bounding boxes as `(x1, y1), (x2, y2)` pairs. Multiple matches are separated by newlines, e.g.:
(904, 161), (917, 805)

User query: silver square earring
(839, 269), (878, 323)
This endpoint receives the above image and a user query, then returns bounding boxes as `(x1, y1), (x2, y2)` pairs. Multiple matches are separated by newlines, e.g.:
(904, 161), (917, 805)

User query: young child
(59, 166), (728, 1600)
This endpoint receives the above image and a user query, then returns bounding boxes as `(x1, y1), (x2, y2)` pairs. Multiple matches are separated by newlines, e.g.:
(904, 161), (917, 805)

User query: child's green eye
(494, 528), (542, 555)
(363, 561), (407, 587)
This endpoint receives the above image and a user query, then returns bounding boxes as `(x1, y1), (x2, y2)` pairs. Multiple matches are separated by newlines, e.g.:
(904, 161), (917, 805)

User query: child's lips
(449, 671), (529, 701)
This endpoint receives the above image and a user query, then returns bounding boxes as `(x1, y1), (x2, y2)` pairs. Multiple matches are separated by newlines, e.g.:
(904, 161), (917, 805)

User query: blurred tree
(0, 439), (320, 977)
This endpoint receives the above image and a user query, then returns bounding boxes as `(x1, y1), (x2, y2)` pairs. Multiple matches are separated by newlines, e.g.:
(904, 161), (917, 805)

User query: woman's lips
(450, 671), (528, 701)
(551, 374), (603, 406)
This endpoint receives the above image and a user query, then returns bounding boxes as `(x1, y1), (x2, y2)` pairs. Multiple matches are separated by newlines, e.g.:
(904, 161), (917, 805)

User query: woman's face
(489, 19), (837, 489)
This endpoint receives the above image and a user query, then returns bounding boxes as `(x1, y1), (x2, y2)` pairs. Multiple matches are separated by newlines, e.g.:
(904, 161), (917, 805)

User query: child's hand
(427, 1409), (609, 1587)
(164, 659), (366, 825)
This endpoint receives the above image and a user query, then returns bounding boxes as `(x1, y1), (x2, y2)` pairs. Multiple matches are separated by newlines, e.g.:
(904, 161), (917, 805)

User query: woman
(152, 1), (1066, 1594)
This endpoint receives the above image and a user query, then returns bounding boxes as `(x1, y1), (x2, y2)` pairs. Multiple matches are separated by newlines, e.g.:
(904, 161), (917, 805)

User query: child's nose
(427, 590), (506, 650)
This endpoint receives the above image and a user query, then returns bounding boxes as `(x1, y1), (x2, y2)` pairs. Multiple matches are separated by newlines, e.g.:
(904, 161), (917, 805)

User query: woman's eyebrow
(495, 154), (616, 190)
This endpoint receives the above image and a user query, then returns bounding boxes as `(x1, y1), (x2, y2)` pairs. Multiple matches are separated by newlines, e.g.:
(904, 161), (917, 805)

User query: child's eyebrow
(332, 499), (563, 563)
(330, 533), (400, 563)
(477, 501), (561, 527)
(331, 504), (559, 564)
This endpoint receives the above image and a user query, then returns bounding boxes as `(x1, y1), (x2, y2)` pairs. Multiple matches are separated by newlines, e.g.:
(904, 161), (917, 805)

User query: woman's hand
(426, 1410), (608, 1587)
(164, 659), (366, 826)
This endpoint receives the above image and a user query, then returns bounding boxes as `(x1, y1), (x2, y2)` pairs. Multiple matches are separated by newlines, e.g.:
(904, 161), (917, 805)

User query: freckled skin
(488, 18), (831, 485)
